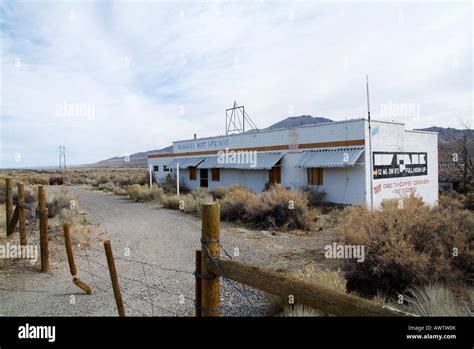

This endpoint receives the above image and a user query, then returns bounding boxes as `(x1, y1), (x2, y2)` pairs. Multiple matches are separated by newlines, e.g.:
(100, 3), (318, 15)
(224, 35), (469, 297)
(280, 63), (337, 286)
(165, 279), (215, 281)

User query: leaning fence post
(38, 185), (49, 272)
(104, 240), (125, 317)
(201, 203), (221, 317)
(63, 223), (77, 276)
(18, 182), (27, 246)
(195, 250), (202, 317)
(5, 178), (13, 235)
(63, 224), (92, 294)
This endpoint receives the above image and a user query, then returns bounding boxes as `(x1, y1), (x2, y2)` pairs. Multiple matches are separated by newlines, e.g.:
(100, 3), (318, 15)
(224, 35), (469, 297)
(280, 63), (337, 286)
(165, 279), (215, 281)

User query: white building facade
(148, 119), (438, 208)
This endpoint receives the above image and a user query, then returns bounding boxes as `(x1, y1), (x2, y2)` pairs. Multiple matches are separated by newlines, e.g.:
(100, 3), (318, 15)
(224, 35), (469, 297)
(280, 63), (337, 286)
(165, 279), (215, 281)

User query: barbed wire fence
(214, 244), (264, 316)
(68, 242), (267, 317)
(72, 244), (196, 317)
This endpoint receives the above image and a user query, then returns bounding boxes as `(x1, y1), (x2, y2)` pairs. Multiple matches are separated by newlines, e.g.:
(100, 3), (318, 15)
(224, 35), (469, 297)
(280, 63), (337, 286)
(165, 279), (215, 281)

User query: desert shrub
(126, 184), (164, 202)
(210, 186), (227, 200)
(126, 184), (141, 201)
(245, 185), (310, 230)
(98, 182), (116, 192)
(337, 196), (474, 297)
(190, 188), (213, 201)
(92, 176), (109, 187)
(10, 186), (37, 205)
(163, 194), (196, 212)
(300, 186), (326, 206)
(118, 178), (132, 187)
(220, 186), (257, 222)
(58, 208), (75, 225)
(438, 191), (465, 211)
(159, 173), (190, 194)
(163, 190), (213, 214)
(220, 185), (311, 230)
(403, 285), (471, 316)
(113, 186), (128, 195)
(47, 189), (77, 218)
(163, 195), (182, 210)
(465, 193), (474, 211)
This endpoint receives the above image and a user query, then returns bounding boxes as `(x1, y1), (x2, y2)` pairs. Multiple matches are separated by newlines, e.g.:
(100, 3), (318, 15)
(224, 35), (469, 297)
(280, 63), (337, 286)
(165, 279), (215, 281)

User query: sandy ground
(0, 186), (335, 316)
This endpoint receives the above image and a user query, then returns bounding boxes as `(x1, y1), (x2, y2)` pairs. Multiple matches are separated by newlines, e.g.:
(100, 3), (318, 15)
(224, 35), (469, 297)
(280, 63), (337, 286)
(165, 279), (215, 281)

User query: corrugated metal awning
(168, 157), (205, 169)
(198, 152), (283, 170)
(296, 147), (365, 168)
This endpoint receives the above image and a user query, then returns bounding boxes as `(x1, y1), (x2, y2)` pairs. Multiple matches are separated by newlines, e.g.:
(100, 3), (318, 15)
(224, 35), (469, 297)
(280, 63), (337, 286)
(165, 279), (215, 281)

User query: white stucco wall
(172, 119), (366, 154)
(280, 147), (366, 205)
(148, 157), (174, 183)
(212, 169), (268, 192)
(368, 121), (438, 208)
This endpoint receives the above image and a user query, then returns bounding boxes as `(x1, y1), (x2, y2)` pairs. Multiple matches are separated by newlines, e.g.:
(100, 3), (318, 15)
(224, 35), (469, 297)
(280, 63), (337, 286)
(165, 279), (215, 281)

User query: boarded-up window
(269, 161), (282, 184)
(211, 168), (220, 181)
(189, 167), (197, 180)
(308, 168), (323, 185)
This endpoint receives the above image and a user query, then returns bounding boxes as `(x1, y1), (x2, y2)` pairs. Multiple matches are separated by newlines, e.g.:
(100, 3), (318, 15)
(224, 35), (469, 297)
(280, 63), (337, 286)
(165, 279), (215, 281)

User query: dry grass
(267, 266), (347, 316)
(337, 196), (474, 297)
(0, 168), (149, 188)
(403, 284), (472, 316)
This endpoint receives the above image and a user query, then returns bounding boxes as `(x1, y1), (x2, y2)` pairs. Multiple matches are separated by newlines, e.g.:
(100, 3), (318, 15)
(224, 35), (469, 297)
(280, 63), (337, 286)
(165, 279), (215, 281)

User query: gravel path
(0, 186), (333, 317)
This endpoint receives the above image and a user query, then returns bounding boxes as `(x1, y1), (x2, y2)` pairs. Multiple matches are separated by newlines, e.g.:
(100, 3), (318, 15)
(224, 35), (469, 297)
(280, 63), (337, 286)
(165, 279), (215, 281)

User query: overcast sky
(0, 1), (472, 168)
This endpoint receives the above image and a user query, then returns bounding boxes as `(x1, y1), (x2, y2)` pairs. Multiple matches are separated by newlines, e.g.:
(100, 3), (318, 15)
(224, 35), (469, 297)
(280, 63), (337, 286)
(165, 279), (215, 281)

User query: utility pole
(59, 146), (66, 170)
(366, 75), (374, 210)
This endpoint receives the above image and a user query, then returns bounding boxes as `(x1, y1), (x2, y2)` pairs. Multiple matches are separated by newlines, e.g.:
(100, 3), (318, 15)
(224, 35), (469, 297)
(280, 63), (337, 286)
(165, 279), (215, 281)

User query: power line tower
(59, 146), (66, 170)
(225, 101), (258, 135)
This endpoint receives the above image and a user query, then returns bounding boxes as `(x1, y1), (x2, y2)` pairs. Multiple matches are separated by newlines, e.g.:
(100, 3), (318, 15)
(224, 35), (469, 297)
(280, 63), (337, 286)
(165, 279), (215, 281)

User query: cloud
(0, 1), (472, 168)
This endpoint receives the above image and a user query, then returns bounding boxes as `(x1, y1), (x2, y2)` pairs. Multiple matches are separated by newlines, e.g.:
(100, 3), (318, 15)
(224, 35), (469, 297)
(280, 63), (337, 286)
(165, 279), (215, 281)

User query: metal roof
(296, 147), (365, 168)
(168, 157), (205, 169)
(198, 152), (283, 170)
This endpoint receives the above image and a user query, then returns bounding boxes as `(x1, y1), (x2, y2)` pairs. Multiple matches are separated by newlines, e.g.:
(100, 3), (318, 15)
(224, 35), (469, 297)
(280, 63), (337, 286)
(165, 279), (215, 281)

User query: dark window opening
(308, 168), (323, 185)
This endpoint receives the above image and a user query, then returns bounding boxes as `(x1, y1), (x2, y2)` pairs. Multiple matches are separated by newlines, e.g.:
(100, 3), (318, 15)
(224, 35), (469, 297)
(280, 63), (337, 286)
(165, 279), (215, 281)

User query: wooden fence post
(5, 178), (13, 235)
(195, 250), (202, 317)
(104, 240), (125, 317)
(38, 185), (49, 272)
(72, 277), (92, 294)
(18, 182), (27, 246)
(64, 224), (92, 294)
(201, 203), (220, 317)
(63, 223), (77, 276)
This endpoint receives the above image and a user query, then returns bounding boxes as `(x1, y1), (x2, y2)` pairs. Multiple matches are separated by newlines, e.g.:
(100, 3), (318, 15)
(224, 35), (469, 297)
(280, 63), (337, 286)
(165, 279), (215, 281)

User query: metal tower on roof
(225, 101), (258, 135)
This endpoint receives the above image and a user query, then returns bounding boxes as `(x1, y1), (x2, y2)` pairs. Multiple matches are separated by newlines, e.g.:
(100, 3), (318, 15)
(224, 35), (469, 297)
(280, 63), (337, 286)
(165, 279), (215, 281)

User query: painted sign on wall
(373, 152), (428, 179)
(176, 138), (231, 151)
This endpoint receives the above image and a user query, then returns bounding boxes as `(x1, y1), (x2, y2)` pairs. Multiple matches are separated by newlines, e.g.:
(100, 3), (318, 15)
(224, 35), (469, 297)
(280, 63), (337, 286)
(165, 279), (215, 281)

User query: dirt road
(0, 186), (332, 316)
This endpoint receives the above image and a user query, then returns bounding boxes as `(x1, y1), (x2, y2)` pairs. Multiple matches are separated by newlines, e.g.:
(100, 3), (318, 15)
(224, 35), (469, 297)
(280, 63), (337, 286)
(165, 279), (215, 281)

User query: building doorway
(268, 161), (281, 184)
(200, 169), (209, 188)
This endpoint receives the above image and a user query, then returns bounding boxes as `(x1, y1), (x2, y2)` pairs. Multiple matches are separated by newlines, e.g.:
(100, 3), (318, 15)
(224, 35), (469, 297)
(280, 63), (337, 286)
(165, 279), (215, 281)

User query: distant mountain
(265, 115), (333, 129)
(416, 127), (474, 162)
(85, 145), (172, 168)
